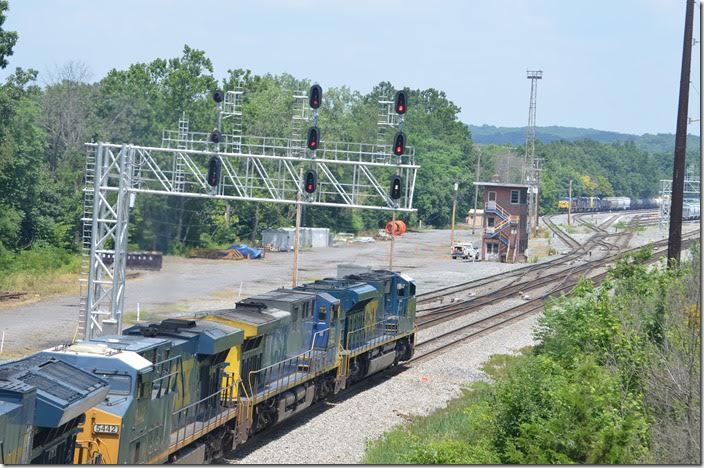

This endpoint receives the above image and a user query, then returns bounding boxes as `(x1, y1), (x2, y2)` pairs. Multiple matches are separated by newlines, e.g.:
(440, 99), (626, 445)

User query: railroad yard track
(411, 230), (700, 364)
(416, 216), (655, 331)
(417, 210), (657, 310)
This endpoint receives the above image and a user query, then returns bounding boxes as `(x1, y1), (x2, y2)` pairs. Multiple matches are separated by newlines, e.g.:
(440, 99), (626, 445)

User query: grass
(363, 383), (499, 464)
(363, 351), (529, 464)
(0, 245), (80, 301)
(535, 227), (551, 238)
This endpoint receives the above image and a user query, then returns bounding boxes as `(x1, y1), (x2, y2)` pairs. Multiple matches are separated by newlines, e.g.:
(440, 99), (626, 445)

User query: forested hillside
(0, 0), (697, 261)
(0, 46), (474, 254)
(0, 45), (695, 258)
(470, 123), (701, 155)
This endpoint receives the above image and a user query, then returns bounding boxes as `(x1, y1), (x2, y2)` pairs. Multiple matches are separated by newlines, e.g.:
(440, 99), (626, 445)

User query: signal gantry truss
(79, 135), (418, 340)
(659, 175), (700, 228)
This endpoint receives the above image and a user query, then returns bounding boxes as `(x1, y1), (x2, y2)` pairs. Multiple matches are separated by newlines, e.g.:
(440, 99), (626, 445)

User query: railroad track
(418, 211), (646, 310)
(411, 231), (700, 364)
(416, 230), (637, 330)
(542, 214), (581, 250)
(416, 226), (699, 332)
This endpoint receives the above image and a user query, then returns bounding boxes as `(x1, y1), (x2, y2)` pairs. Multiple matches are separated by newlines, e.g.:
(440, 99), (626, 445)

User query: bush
(363, 244), (701, 464)
(0, 243), (79, 292)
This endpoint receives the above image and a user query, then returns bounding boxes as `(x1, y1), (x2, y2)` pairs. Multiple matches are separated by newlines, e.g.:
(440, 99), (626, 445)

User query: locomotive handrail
(345, 316), (414, 354)
(246, 329), (336, 402)
(170, 372), (240, 451)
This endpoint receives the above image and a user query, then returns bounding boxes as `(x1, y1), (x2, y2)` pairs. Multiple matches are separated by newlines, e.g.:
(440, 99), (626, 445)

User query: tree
(0, 0), (17, 69)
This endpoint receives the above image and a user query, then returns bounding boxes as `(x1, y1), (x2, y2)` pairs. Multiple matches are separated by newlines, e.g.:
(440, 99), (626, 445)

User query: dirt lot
(0, 217), (697, 358)
(0, 226), (525, 357)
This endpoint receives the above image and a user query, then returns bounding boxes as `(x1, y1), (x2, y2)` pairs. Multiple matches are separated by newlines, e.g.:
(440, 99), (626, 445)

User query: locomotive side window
(397, 283), (405, 296)
(318, 307), (327, 322)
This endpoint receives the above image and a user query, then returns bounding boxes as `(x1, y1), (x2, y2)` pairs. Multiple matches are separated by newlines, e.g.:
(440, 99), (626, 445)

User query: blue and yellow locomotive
(0, 270), (416, 464)
(0, 354), (109, 463)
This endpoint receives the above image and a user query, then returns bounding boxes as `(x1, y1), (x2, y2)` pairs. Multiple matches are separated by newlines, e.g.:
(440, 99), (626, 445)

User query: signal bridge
(95, 135), (417, 211)
(79, 87), (417, 341)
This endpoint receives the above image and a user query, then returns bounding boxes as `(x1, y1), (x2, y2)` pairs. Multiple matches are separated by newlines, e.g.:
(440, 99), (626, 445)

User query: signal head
(213, 89), (225, 103)
(394, 90), (407, 114)
(209, 129), (222, 144)
(304, 169), (318, 194)
(393, 131), (406, 156)
(207, 156), (221, 187)
(309, 84), (322, 109)
(307, 126), (320, 150)
(390, 174), (403, 200)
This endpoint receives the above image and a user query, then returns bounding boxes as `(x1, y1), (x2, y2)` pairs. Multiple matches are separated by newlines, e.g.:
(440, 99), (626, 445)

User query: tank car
(631, 198), (657, 210)
(0, 355), (109, 464)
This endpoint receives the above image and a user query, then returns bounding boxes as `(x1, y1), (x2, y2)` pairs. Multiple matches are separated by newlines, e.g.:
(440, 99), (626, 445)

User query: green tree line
(0, 1), (690, 258)
(1, 42), (477, 254)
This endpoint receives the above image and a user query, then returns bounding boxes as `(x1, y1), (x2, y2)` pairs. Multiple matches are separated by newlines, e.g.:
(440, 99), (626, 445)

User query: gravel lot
(0, 227), (526, 356)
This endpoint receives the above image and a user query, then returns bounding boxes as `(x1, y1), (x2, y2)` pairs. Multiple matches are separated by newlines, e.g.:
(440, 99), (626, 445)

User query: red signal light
(393, 131), (406, 156)
(309, 85), (322, 109)
(304, 170), (317, 194)
(307, 127), (320, 151)
(394, 90), (407, 115)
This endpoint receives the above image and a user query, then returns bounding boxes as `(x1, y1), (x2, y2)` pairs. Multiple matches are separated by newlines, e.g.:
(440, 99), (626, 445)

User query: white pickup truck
(451, 242), (479, 261)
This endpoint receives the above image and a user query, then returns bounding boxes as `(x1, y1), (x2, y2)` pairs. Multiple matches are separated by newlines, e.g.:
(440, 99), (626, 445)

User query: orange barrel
(385, 220), (407, 236)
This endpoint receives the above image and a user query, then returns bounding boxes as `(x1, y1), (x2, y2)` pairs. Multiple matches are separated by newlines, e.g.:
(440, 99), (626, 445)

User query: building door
(487, 191), (497, 211)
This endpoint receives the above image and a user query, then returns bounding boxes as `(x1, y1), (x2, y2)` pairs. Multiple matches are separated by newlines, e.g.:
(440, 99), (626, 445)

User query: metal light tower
(523, 70), (543, 237)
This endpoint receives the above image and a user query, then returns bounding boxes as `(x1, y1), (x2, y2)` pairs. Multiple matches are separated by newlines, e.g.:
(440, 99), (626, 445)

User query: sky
(2, 0), (701, 136)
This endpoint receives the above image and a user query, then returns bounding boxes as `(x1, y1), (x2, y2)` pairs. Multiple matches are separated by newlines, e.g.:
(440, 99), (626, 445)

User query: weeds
(364, 244), (701, 464)
(0, 244), (80, 297)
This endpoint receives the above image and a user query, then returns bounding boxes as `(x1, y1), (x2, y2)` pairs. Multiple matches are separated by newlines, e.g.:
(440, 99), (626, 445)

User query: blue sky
(2, 0), (701, 135)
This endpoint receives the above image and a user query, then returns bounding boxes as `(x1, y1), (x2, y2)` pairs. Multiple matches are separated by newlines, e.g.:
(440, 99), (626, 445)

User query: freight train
(557, 196), (663, 213)
(557, 196), (700, 220)
(0, 270), (416, 464)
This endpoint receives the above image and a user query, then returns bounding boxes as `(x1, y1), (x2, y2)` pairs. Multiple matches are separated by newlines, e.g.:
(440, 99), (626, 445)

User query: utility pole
(568, 179), (573, 225)
(667, 0), (695, 267)
(388, 211), (396, 270)
(292, 168), (303, 288)
(535, 171), (541, 235)
(450, 182), (459, 249)
(472, 150), (482, 235)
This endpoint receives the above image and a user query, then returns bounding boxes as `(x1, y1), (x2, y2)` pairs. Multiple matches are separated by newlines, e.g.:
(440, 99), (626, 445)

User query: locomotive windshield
(93, 372), (132, 395)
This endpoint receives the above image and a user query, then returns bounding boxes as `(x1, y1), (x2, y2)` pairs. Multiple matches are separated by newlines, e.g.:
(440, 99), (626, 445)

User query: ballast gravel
(227, 314), (539, 464)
